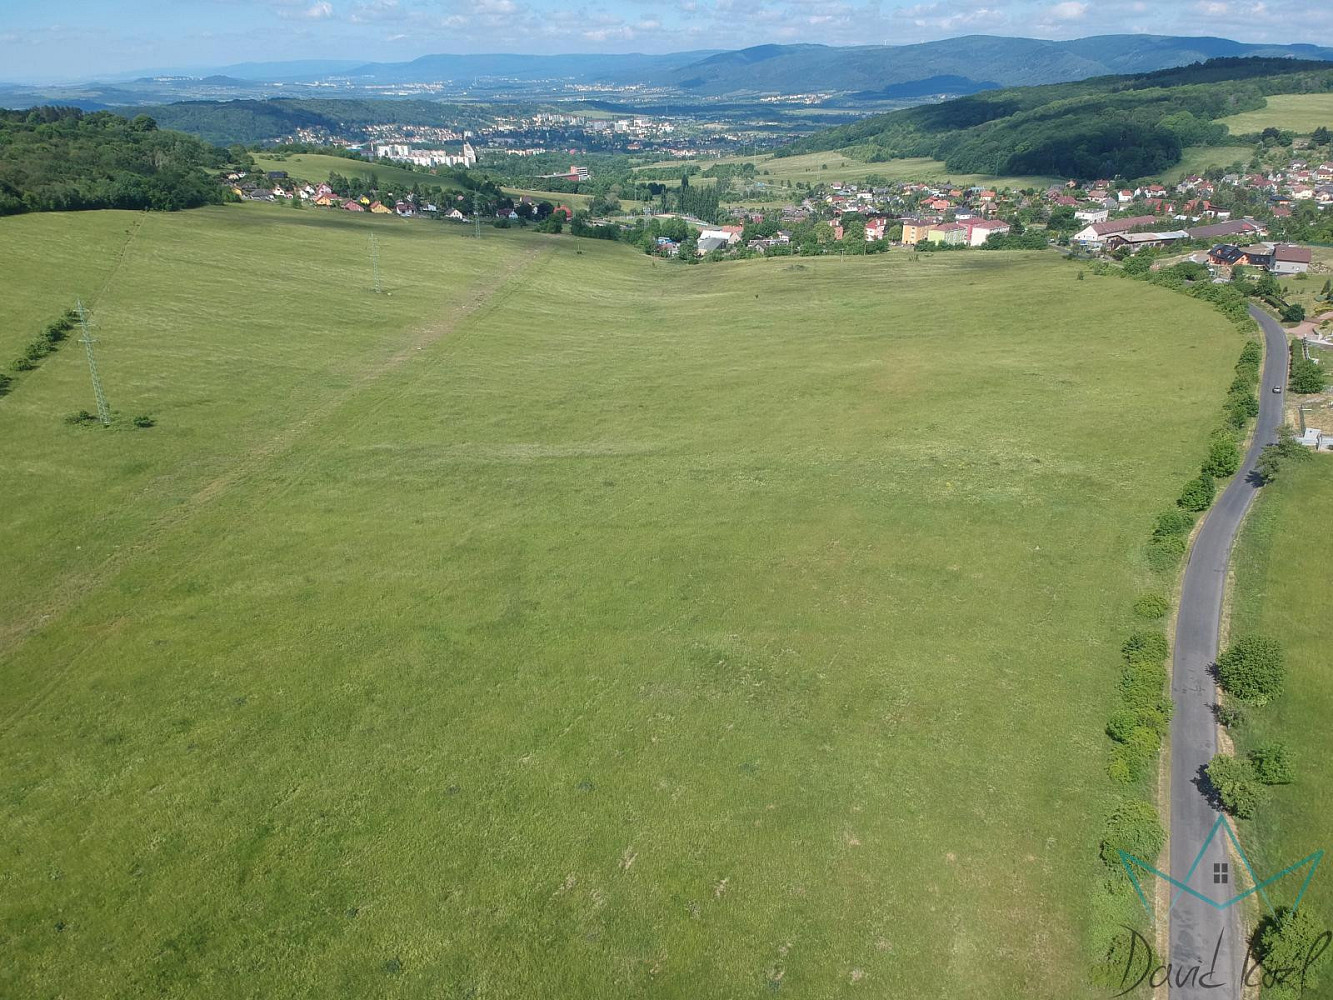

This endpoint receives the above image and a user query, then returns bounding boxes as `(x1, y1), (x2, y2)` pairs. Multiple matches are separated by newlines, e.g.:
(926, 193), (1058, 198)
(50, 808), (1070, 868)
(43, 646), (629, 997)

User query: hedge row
(1107, 629), (1174, 784)
(2, 308), (78, 397)
(1142, 339), (1262, 573)
(1092, 263), (1263, 984)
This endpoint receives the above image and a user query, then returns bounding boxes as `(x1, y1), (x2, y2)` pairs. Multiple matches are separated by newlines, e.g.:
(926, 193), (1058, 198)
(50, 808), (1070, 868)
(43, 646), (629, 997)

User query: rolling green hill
(780, 57), (1333, 181)
(0, 204), (1241, 998)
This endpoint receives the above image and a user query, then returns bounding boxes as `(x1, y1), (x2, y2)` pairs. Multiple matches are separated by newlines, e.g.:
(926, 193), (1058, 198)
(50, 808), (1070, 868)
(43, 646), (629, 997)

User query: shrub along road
(1168, 305), (1287, 996)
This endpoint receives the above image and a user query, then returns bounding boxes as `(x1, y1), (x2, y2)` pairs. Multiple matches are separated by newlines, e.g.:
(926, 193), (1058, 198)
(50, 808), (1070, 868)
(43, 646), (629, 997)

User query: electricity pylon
(75, 299), (110, 426)
(369, 234), (383, 294)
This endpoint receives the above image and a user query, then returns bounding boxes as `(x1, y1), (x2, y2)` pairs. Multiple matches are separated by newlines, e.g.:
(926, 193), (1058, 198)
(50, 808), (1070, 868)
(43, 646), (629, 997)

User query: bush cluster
(1207, 753), (1267, 818)
(1257, 425), (1314, 483)
(1099, 799), (1166, 869)
(8, 308), (77, 386)
(1217, 634), (1286, 705)
(1146, 508), (1194, 572)
(1290, 341), (1328, 395)
(1108, 627), (1173, 785)
(1217, 701), (1247, 729)
(1133, 591), (1169, 620)
(1221, 339), (1263, 430)
(1202, 434), (1241, 478)
(1254, 906), (1331, 999)
(1144, 340), (1262, 564)
(1178, 471), (1216, 512)
(1249, 740), (1294, 784)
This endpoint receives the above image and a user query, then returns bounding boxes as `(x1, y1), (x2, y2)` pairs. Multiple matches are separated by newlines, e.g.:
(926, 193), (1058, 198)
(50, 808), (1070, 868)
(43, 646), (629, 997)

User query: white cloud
(1048, 1), (1088, 20)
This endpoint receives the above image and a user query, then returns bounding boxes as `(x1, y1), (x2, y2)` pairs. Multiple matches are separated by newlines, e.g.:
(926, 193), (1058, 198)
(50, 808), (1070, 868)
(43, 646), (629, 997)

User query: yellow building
(900, 219), (933, 245)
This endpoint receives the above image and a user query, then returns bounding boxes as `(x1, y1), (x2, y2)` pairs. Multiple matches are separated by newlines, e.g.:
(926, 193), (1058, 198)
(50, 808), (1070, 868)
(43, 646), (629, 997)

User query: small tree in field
(1217, 634), (1285, 704)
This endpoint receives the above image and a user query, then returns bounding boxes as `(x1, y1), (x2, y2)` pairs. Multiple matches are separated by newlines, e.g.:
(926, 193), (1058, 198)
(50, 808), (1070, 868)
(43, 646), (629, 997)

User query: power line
(75, 299), (110, 426)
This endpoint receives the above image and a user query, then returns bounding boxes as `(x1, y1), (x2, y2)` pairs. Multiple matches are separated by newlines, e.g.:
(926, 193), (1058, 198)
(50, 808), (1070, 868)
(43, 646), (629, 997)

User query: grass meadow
(0, 205), (1241, 998)
(1229, 458), (1333, 955)
(252, 152), (465, 195)
(1152, 145), (1255, 182)
(638, 150), (1057, 190)
(1219, 93), (1333, 135)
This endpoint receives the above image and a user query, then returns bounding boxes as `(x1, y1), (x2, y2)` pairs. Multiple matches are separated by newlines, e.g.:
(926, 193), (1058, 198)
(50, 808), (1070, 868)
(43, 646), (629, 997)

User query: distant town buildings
(372, 142), (477, 169)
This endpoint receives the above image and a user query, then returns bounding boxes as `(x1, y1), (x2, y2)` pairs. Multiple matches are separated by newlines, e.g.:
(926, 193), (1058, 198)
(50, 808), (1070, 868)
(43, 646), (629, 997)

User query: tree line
(0, 107), (233, 216)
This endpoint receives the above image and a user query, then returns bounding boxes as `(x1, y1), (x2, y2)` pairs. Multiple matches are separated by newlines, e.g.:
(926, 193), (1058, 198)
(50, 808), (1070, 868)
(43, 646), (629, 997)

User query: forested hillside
(137, 99), (523, 145)
(780, 58), (1333, 180)
(0, 107), (229, 215)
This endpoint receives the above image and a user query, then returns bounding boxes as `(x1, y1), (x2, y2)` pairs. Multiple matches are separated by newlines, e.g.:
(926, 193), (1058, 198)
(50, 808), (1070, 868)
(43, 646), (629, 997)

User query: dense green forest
(139, 99), (530, 145)
(781, 57), (1333, 179)
(0, 107), (231, 215)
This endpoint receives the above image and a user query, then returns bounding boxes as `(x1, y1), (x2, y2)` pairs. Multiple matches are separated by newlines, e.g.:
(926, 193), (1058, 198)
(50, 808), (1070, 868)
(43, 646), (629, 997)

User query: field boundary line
(0, 242), (551, 733)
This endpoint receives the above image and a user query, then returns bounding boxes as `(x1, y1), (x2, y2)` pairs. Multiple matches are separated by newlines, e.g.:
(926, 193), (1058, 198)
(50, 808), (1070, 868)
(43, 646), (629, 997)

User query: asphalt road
(1167, 305), (1287, 997)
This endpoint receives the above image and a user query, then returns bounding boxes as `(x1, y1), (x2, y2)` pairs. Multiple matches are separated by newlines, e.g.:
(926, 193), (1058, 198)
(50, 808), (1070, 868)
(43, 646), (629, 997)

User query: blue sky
(3, 0), (1332, 82)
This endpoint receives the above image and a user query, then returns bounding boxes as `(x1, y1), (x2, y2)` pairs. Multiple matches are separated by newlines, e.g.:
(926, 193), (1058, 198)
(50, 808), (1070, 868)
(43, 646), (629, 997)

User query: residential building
(1104, 231), (1190, 253)
(965, 219), (1011, 246)
(1072, 215), (1158, 249)
(899, 218), (933, 246)
(927, 222), (967, 246)
(1186, 219), (1267, 241)
(1271, 244), (1313, 275)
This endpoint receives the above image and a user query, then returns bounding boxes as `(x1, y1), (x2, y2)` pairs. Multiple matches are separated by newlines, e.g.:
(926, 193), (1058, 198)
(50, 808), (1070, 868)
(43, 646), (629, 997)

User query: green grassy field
(501, 186), (593, 210)
(637, 150), (1057, 189)
(1152, 145), (1255, 182)
(0, 206), (1242, 998)
(1229, 458), (1333, 973)
(1219, 94), (1333, 135)
(253, 152), (463, 194)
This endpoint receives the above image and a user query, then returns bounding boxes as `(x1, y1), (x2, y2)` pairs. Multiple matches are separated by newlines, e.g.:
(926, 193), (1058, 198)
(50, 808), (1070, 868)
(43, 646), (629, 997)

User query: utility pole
(75, 299), (110, 426)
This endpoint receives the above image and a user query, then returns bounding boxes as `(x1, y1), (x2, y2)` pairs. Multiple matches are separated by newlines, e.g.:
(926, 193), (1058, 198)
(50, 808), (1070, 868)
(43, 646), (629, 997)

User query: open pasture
(0, 206), (1241, 998)
(1219, 93), (1333, 136)
(638, 149), (1057, 189)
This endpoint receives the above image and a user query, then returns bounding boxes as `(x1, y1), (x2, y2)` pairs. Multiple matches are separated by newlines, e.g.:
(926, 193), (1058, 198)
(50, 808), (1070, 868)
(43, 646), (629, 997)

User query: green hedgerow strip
(1091, 261), (1262, 982)
(2, 307), (78, 397)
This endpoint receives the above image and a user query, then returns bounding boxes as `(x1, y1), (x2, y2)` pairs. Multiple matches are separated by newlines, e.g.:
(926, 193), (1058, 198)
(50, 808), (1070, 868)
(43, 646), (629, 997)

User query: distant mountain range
(3, 35), (1332, 112)
(654, 35), (1333, 96)
(205, 35), (1333, 95)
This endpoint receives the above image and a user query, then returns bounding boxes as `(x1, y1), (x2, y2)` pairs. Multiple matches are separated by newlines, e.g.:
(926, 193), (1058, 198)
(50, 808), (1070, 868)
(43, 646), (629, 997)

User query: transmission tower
(473, 190), (482, 239)
(75, 299), (111, 426)
(369, 234), (383, 294)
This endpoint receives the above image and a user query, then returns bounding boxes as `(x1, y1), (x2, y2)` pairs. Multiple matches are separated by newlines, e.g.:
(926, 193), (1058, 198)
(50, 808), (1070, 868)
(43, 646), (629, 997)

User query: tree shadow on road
(1191, 761), (1226, 812)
